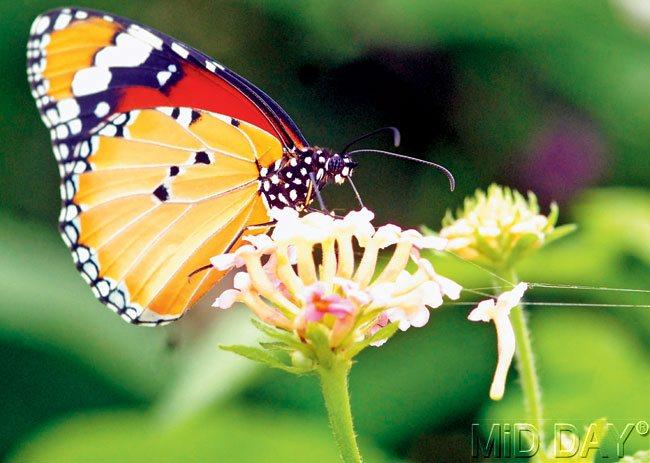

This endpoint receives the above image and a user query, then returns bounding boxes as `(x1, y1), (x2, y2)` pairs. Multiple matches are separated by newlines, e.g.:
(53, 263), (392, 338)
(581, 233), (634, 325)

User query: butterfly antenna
(346, 149), (456, 191)
(347, 177), (365, 209)
(341, 127), (401, 154)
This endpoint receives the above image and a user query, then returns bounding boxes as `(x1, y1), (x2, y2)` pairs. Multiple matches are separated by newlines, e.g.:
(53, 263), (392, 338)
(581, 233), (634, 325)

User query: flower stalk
(499, 269), (546, 449)
(317, 355), (362, 463)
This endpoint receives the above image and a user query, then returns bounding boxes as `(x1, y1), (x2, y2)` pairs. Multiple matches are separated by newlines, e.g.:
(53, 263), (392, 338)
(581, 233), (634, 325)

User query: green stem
(317, 356), (362, 463)
(498, 269), (546, 455)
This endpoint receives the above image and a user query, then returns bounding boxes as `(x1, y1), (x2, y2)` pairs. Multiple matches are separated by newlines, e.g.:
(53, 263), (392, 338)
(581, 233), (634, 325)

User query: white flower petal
(269, 207), (299, 222)
(511, 216), (547, 234)
(345, 207), (374, 223)
(213, 289), (240, 309)
(387, 304), (429, 330)
(409, 306), (430, 328)
(210, 253), (238, 271)
(338, 208), (375, 242)
(243, 233), (275, 252)
(420, 281), (444, 308)
(414, 235), (448, 251)
(468, 299), (495, 322)
(445, 237), (473, 249)
(335, 278), (371, 305)
(490, 313), (516, 400)
(233, 271), (251, 291)
(373, 224), (402, 248)
(367, 283), (394, 306)
(435, 274), (463, 300)
(497, 282), (528, 311)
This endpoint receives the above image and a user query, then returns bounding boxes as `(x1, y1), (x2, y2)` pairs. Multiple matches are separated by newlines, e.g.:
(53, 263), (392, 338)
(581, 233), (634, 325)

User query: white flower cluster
(211, 208), (461, 349)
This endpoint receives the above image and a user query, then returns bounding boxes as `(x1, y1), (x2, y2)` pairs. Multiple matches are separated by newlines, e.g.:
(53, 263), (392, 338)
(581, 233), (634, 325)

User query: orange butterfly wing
(61, 107), (281, 324)
(27, 8), (309, 324)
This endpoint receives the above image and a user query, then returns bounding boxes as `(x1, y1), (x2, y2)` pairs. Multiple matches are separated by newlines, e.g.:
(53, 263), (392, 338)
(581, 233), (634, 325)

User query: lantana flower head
(438, 184), (574, 269)
(212, 207), (461, 360)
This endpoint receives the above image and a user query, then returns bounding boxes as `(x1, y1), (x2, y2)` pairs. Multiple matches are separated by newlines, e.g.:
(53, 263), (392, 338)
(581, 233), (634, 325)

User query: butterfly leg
(309, 172), (329, 213)
(225, 221), (276, 253)
(187, 221), (276, 280)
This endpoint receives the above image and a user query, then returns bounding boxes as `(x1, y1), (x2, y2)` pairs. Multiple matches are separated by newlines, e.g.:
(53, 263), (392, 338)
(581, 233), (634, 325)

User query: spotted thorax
(258, 147), (357, 211)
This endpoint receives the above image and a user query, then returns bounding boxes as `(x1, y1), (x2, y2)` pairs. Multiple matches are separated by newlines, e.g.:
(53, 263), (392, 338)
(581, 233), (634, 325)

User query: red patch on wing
(116, 63), (280, 139)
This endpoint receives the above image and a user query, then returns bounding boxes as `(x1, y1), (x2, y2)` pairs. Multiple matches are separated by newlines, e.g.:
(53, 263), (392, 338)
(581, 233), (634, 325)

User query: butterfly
(26, 7), (363, 325)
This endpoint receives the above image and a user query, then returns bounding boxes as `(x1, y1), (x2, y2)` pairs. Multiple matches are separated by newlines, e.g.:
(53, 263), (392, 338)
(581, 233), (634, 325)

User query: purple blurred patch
(516, 116), (608, 205)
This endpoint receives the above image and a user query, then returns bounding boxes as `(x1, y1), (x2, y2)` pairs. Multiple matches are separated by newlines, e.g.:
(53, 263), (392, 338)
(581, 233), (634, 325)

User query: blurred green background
(1, 1), (649, 461)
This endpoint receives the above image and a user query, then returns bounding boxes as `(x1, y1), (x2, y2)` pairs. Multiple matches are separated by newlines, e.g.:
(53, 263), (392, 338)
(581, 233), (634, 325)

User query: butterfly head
(323, 150), (358, 184)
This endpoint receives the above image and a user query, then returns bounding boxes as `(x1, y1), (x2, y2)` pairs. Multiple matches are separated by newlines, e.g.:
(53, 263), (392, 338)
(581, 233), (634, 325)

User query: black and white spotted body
(259, 147), (356, 211)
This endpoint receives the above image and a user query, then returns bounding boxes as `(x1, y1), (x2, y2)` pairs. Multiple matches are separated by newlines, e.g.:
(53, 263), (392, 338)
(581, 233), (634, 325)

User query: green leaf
(546, 202), (559, 229)
(546, 223), (578, 245)
(219, 344), (307, 374)
(259, 341), (292, 351)
(250, 318), (311, 354)
(345, 322), (399, 359)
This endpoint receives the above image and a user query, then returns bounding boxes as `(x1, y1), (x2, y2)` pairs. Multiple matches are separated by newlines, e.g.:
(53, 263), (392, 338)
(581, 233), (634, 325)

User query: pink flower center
(304, 287), (354, 322)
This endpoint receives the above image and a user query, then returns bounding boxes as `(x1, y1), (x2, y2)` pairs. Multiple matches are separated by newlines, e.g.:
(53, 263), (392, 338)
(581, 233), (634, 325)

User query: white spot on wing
(75, 247), (91, 263)
(94, 101), (110, 118)
(46, 108), (59, 126)
(127, 24), (163, 50)
(171, 42), (189, 58)
(94, 280), (110, 297)
(71, 67), (112, 96)
(99, 124), (117, 137)
(68, 119), (82, 135)
(156, 70), (171, 86)
(95, 33), (153, 68)
(57, 98), (80, 121)
(34, 16), (50, 34)
(53, 12), (72, 30)
(157, 107), (174, 116)
(55, 124), (69, 139)
(176, 108), (192, 126)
